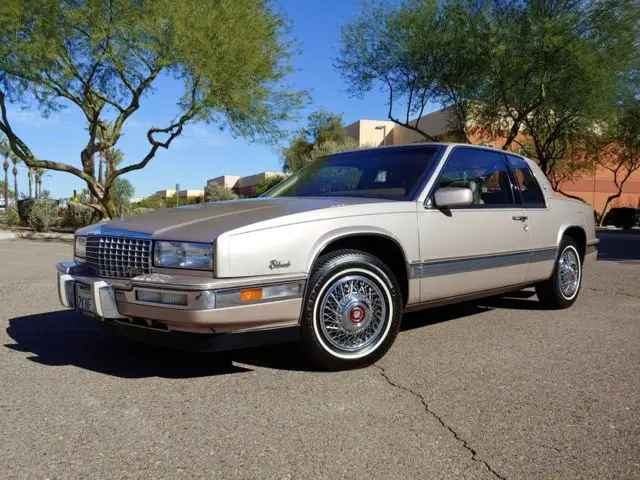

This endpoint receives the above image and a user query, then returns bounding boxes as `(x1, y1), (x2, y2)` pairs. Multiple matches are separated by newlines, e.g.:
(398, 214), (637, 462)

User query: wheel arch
(307, 231), (410, 307)
(559, 225), (587, 262)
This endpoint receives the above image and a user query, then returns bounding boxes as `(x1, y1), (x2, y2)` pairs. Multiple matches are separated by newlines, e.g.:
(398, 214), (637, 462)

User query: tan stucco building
(206, 172), (282, 196)
(155, 189), (204, 200)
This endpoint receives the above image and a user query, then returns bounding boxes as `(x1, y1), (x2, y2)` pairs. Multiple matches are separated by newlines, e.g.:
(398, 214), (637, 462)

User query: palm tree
(0, 138), (10, 210)
(33, 167), (46, 199)
(27, 167), (33, 198)
(11, 153), (20, 206)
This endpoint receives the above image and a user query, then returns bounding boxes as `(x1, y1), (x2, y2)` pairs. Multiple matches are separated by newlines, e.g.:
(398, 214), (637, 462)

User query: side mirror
(433, 187), (474, 208)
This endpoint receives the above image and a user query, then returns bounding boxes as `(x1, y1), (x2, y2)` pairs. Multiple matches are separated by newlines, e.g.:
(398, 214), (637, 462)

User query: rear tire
(535, 237), (582, 309)
(301, 249), (402, 370)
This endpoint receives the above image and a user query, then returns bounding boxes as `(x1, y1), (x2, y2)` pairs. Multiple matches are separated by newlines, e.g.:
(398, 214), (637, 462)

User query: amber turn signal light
(240, 288), (263, 302)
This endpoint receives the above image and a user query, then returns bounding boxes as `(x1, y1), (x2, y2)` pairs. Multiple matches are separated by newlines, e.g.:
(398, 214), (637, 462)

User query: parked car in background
(602, 207), (640, 230)
(56, 144), (598, 370)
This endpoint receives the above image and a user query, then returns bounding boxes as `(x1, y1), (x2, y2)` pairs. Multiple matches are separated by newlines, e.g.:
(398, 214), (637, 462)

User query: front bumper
(56, 261), (305, 337)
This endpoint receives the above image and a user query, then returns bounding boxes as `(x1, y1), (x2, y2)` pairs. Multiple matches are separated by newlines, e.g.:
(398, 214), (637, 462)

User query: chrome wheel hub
(558, 247), (580, 298)
(319, 275), (387, 353)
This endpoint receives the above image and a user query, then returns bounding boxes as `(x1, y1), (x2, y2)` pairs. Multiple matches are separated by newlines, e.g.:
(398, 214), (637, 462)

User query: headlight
(153, 241), (213, 270)
(75, 235), (87, 259)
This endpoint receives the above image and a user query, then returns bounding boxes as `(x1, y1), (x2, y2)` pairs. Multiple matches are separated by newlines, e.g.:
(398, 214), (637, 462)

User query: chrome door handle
(512, 216), (528, 222)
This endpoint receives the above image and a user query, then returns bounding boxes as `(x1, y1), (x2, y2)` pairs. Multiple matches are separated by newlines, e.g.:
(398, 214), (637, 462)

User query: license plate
(75, 284), (95, 315)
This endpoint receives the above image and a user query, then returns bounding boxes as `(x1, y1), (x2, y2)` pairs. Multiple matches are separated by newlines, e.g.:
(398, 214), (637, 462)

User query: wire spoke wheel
(318, 274), (388, 355)
(558, 247), (580, 299)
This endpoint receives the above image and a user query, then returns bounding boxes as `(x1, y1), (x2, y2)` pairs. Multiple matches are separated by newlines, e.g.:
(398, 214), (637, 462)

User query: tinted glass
(265, 146), (440, 200)
(437, 148), (514, 206)
(506, 155), (546, 208)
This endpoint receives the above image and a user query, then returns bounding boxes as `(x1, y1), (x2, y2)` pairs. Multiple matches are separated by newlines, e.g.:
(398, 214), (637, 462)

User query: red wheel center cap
(350, 306), (365, 323)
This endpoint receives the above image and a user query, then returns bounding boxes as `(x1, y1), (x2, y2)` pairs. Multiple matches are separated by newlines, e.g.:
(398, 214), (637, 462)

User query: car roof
(333, 142), (522, 157)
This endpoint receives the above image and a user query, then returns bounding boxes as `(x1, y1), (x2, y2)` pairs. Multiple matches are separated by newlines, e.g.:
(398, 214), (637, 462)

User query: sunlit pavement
(1, 236), (638, 479)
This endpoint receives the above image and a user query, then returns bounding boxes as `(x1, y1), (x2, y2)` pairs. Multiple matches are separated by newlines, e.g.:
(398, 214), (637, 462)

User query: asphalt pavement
(0, 234), (638, 479)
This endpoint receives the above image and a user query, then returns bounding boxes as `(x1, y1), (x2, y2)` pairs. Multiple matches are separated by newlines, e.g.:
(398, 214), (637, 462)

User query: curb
(0, 231), (74, 243)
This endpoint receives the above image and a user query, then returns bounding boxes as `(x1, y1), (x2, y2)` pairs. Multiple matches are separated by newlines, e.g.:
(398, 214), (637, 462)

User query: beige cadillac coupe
(57, 144), (598, 370)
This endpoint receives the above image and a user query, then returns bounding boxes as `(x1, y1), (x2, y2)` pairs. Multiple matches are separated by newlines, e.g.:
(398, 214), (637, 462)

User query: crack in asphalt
(374, 364), (506, 480)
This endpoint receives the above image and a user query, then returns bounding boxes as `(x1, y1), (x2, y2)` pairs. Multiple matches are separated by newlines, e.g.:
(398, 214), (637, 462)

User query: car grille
(86, 235), (152, 278)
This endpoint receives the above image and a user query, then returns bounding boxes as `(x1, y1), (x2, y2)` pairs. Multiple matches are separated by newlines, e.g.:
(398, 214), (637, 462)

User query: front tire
(535, 237), (583, 309)
(301, 249), (402, 370)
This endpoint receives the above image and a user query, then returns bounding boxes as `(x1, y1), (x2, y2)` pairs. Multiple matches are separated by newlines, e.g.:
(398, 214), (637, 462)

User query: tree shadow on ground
(5, 289), (542, 378)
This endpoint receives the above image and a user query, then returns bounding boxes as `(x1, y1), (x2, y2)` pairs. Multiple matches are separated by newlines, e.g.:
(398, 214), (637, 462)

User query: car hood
(78, 197), (393, 242)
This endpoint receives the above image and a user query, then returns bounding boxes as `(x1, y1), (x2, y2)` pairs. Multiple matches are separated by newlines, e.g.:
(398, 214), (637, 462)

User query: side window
(506, 155), (546, 208)
(437, 148), (514, 207)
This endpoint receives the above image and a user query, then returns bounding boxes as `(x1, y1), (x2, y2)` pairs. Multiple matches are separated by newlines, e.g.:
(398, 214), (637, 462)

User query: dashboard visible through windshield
(264, 146), (442, 200)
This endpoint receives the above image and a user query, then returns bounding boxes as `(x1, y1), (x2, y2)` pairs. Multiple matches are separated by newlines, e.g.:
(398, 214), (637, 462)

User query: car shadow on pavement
(401, 289), (542, 333)
(5, 310), (252, 379)
(6, 290), (542, 377)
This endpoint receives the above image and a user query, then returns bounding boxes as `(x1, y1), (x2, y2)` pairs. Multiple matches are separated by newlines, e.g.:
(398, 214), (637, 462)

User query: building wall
(345, 119), (395, 147)
(205, 172), (282, 196)
(207, 175), (240, 190)
(155, 189), (176, 199)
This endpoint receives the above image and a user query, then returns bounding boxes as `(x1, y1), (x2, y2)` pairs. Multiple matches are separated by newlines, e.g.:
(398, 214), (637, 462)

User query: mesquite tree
(338, 0), (639, 182)
(0, 0), (303, 218)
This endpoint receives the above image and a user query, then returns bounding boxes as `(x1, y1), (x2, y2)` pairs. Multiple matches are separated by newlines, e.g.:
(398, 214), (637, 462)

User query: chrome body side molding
(409, 247), (558, 279)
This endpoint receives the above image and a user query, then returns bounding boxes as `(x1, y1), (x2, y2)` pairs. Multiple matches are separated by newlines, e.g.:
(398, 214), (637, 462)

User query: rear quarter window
(506, 155), (546, 208)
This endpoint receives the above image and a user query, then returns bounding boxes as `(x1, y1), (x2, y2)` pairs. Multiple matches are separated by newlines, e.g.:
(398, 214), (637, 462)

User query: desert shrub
(63, 202), (94, 229)
(251, 174), (286, 197)
(6, 207), (20, 226)
(131, 207), (155, 216)
(17, 198), (36, 221)
(135, 194), (166, 209)
(205, 183), (237, 202)
(27, 200), (58, 232)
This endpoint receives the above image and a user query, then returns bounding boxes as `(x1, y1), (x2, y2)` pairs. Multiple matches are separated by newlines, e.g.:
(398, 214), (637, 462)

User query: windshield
(265, 146), (442, 200)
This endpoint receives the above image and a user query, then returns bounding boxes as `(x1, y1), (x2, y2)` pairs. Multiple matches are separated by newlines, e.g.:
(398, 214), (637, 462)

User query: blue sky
(6, 0), (415, 199)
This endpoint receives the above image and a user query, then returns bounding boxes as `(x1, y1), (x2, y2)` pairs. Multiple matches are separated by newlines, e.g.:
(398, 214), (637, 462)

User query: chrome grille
(86, 235), (152, 278)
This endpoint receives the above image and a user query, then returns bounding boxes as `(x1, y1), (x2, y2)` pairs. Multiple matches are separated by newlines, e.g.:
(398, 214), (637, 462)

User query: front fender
(306, 226), (408, 273)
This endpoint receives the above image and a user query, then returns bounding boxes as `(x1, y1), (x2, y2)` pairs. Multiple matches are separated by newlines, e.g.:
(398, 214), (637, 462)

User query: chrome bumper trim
(56, 261), (306, 310)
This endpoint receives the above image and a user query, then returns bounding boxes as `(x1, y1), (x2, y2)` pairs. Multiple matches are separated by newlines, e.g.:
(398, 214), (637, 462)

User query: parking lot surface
(1, 233), (638, 479)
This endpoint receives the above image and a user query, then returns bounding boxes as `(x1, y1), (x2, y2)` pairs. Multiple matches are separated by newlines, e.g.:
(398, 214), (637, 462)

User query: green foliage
(586, 100), (640, 221)
(205, 183), (238, 202)
(111, 178), (134, 208)
(63, 202), (93, 229)
(0, 0), (305, 218)
(164, 196), (203, 208)
(6, 207), (20, 226)
(282, 110), (363, 172)
(337, 0), (640, 180)
(252, 175), (286, 197)
(17, 198), (36, 221)
(134, 194), (166, 210)
(132, 194), (203, 210)
(131, 207), (155, 216)
(27, 199), (58, 232)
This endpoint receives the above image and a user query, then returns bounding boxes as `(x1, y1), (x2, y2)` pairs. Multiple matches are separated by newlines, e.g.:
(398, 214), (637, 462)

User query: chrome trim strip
(56, 261), (90, 275)
(530, 247), (558, 263)
(587, 239), (600, 246)
(409, 247), (558, 279)
(80, 224), (153, 240)
(131, 273), (308, 292)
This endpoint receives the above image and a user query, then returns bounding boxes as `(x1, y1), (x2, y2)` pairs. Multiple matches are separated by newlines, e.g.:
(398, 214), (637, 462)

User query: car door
(505, 154), (558, 283)
(416, 147), (532, 302)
